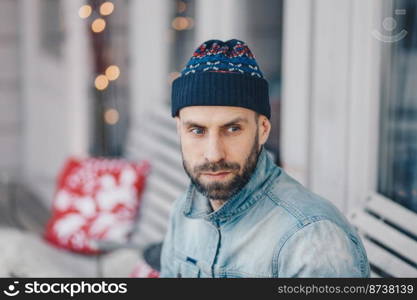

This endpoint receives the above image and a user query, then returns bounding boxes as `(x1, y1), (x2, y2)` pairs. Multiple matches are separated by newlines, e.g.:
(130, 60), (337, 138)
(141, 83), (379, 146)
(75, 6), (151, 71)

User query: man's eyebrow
(220, 117), (249, 127)
(182, 117), (249, 128)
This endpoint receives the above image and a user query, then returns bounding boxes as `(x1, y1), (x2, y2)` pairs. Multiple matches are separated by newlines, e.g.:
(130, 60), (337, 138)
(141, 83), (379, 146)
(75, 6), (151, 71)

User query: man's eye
(228, 126), (241, 133)
(190, 128), (205, 135)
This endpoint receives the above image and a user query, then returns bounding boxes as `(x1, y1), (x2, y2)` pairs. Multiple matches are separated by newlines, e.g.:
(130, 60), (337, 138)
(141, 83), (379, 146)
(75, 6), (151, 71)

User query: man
(160, 39), (370, 278)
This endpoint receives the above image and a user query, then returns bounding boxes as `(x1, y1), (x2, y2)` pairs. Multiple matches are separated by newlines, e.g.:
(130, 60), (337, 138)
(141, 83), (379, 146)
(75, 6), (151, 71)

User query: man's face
(176, 106), (262, 201)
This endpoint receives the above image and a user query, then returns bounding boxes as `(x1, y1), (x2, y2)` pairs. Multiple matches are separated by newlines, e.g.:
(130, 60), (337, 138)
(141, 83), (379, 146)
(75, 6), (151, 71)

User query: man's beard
(182, 132), (260, 201)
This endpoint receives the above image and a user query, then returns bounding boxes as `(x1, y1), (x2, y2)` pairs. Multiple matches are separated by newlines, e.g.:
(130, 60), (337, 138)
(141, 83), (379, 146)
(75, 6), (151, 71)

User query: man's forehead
(179, 106), (254, 125)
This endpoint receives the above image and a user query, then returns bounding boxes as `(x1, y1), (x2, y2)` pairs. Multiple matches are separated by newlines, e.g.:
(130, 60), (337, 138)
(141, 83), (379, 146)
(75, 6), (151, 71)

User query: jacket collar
(182, 146), (281, 225)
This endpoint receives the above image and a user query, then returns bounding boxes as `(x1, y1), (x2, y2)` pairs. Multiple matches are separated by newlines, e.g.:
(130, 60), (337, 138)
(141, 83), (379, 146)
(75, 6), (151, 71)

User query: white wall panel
(282, 0), (383, 213)
(280, 0), (314, 186)
(309, 0), (352, 211)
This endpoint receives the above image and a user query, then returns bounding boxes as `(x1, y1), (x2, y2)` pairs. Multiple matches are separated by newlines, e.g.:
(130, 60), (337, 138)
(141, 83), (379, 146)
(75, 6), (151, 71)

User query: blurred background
(0, 0), (416, 278)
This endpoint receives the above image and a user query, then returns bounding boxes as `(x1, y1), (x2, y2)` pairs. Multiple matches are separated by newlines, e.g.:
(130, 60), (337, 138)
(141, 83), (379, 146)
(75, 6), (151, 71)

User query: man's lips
(202, 171), (231, 178)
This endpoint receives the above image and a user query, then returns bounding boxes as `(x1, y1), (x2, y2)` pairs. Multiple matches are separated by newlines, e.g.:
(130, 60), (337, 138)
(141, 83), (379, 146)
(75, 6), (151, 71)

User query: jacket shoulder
(266, 168), (352, 230)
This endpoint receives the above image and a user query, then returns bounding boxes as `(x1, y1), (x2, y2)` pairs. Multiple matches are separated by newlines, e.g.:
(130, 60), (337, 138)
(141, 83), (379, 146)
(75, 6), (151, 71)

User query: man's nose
(205, 134), (226, 163)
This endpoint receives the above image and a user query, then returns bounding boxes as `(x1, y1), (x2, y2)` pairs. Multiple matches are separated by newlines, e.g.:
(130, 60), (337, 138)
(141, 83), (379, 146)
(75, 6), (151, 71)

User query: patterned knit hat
(171, 39), (270, 119)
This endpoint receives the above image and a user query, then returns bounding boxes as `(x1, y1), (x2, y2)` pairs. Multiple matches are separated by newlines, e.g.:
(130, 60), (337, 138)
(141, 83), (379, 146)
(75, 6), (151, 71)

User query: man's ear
(258, 116), (271, 146)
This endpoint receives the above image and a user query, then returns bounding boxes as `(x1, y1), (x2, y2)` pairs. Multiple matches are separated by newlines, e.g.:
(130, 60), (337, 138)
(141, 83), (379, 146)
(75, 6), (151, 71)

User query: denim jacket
(160, 147), (370, 277)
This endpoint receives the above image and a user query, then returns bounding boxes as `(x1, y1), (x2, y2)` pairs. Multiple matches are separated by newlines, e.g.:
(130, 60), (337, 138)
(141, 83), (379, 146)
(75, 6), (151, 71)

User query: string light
(100, 2), (115, 16)
(81, 3), (120, 127)
(91, 18), (106, 33)
(171, 17), (193, 31)
(95, 75), (109, 90)
(104, 108), (120, 125)
(177, 1), (187, 13)
(78, 5), (92, 19)
(105, 65), (120, 81)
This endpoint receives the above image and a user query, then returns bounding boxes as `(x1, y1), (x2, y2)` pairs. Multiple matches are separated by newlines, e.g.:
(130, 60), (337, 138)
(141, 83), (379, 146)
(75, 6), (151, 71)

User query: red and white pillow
(44, 157), (150, 254)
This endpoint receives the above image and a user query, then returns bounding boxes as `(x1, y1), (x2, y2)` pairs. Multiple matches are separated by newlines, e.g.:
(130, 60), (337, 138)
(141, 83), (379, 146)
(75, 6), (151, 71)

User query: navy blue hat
(171, 39), (270, 119)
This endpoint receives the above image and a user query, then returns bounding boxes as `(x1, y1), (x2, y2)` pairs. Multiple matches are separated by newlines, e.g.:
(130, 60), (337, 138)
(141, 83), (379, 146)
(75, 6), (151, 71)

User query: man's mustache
(194, 161), (240, 173)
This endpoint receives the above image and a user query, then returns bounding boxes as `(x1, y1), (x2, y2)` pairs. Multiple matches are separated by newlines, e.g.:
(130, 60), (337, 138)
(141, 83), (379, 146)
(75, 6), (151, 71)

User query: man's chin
(194, 180), (235, 199)
(203, 189), (235, 201)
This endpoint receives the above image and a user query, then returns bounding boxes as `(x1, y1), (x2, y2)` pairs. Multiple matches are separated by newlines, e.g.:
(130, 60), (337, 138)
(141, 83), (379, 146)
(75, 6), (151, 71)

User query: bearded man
(160, 39), (370, 278)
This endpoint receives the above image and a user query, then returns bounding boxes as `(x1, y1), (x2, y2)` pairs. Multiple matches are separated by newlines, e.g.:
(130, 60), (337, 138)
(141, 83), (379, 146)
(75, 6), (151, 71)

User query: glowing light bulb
(100, 2), (114, 16)
(78, 5), (92, 19)
(172, 17), (188, 31)
(105, 65), (120, 81)
(177, 1), (187, 13)
(95, 75), (109, 90)
(104, 108), (119, 125)
(91, 18), (106, 33)
(171, 17), (194, 30)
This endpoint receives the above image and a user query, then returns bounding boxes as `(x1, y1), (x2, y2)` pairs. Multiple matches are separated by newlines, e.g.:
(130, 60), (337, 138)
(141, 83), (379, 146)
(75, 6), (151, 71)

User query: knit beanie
(171, 39), (270, 119)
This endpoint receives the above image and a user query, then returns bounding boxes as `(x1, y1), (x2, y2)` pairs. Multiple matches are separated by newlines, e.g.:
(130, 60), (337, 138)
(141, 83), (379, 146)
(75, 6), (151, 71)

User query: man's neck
(209, 199), (227, 211)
